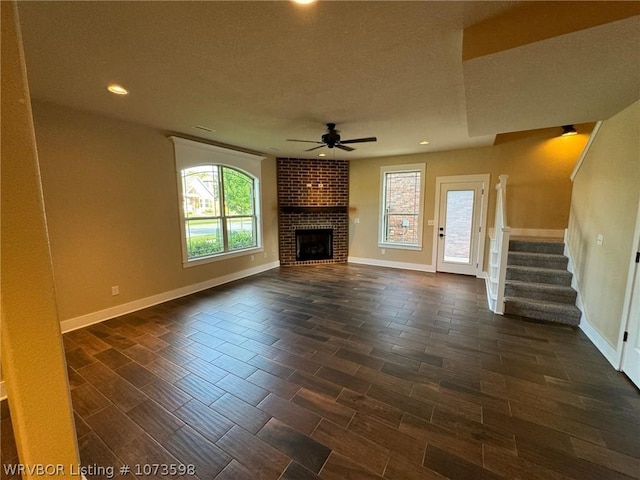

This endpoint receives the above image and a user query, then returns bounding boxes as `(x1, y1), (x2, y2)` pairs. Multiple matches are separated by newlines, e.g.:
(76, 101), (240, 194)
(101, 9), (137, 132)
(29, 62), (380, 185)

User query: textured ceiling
(465, 16), (640, 136)
(16, 1), (640, 160)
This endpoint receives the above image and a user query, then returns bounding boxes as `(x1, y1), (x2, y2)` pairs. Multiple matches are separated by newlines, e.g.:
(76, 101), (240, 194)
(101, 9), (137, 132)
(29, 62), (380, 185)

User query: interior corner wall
(567, 100), (640, 347)
(31, 101), (279, 324)
(349, 126), (590, 269)
(1, 0), (79, 469)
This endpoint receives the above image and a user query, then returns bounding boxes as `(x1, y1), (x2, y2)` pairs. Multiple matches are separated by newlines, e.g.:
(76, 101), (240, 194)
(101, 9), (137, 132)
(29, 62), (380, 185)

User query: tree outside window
(181, 165), (257, 259)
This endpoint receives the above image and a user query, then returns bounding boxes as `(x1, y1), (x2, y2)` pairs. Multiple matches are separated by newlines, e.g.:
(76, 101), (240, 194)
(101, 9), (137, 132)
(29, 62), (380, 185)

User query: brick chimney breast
(277, 158), (349, 266)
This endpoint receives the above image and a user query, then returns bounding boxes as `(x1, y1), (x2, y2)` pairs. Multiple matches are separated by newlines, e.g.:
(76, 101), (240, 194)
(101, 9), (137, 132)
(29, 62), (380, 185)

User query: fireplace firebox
(296, 229), (333, 261)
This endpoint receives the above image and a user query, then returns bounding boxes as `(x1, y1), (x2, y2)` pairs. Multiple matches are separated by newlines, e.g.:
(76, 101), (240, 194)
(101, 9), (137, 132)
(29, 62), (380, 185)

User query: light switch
(596, 234), (604, 246)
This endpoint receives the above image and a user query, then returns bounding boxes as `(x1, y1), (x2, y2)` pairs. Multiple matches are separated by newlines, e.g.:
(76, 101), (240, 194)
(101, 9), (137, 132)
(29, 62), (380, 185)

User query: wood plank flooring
(2, 264), (639, 479)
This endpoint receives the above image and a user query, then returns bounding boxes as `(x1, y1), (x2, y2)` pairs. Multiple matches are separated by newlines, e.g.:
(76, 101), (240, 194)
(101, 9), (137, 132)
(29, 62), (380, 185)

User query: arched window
(171, 137), (264, 266)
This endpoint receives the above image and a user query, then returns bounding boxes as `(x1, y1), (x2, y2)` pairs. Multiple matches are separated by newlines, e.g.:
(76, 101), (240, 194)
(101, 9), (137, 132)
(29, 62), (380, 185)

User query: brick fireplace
(277, 158), (348, 266)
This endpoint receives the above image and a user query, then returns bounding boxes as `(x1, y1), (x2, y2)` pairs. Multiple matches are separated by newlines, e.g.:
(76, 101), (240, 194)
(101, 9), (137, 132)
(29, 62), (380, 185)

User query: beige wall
(30, 99), (594, 323)
(1, 1), (79, 471)
(349, 126), (590, 268)
(32, 101), (279, 322)
(567, 101), (640, 346)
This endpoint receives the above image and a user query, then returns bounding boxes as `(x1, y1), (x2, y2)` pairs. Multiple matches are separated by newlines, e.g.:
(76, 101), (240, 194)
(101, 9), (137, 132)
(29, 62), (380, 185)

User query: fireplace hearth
(296, 229), (333, 261)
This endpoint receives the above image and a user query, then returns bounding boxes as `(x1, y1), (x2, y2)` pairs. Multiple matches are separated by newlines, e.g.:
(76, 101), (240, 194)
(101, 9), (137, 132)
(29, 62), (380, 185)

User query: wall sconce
(561, 125), (577, 137)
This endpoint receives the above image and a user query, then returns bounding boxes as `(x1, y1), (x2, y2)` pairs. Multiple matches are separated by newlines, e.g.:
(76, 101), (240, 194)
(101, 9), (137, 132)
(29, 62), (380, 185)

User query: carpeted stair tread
(504, 297), (581, 326)
(509, 236), (564, 242)
(509, 239), (564, 255)
(502, 237), (580, 326)
(506, 265), (573, 286)
(504, 280), (578, 304)
(507, 251), (568, 269)
(507, 264), (570, 272)
(505, 280), (577, 303)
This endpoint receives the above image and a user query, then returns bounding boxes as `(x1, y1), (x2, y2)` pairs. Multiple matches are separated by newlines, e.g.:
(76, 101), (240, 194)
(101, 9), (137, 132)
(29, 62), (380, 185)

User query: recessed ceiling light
(318, 153), (326, 157)
(420, 140), (430, 145)
(107, 84), (128, 95)
(292, 0), (316, 4)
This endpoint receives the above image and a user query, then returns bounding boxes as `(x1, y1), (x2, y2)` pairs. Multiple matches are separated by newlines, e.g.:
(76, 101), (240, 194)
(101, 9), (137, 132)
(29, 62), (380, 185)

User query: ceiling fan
(287, 123), (377, 152)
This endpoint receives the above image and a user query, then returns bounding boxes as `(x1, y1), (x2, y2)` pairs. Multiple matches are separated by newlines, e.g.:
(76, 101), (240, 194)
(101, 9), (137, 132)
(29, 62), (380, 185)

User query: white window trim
(170, 136), (265, 267)
(378, 162), (426, 250)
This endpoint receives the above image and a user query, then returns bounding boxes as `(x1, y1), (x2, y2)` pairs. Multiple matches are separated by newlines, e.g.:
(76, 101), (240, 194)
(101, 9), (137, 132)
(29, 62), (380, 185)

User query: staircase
(504, 237), (581, 326)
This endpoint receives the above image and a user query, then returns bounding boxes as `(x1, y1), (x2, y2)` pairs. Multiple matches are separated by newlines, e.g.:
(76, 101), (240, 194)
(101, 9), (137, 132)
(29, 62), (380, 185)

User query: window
(379, 163), (426, 249)
(171, 137), (264, 266)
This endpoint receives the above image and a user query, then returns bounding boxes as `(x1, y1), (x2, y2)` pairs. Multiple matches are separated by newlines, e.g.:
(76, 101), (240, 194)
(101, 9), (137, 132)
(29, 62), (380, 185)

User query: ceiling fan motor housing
(322, 132), (340, 148)
(323, 123), (340, 147)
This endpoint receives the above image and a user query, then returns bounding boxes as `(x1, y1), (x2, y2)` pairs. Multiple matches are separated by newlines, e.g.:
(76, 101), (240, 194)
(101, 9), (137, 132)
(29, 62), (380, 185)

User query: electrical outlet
(111, 286), (119, 296)
(250, 255), (255, 261)
(381, 249), (386, 255)
(354, 218), (360, 224)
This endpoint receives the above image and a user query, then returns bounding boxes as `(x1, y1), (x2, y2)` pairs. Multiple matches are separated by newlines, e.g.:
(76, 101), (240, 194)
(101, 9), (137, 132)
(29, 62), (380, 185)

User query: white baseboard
(484, 275), (493, 311)
(348, 256), (435, 273)
(60, 261), (280, 334)
(484, 275), (501, 314)
(509, 228), (565, 239)
(5, 261), (279, 400)
(346, 257), (488, 278)
(578, 315), (620, 369)
(564, 237), (621, 369)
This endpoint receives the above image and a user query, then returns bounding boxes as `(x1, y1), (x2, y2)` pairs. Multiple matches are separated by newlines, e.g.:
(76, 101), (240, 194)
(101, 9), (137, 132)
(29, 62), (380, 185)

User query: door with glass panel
(436, 177), (487, 276)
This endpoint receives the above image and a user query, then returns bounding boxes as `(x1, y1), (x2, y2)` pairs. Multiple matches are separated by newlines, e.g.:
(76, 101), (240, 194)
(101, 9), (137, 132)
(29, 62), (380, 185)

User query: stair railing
(488, 174), (511, 314)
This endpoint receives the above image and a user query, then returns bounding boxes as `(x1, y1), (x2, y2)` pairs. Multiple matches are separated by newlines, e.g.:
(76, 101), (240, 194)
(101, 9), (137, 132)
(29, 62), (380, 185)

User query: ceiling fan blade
(340, 137), (377, 145)
(305, 145), (326, 152)
(287, 139), (322, 144)
(336, 144), (355, 152)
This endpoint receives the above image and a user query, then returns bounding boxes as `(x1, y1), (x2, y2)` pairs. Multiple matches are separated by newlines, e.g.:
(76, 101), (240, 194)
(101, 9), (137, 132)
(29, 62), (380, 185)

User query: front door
(435, 175), (489, 276)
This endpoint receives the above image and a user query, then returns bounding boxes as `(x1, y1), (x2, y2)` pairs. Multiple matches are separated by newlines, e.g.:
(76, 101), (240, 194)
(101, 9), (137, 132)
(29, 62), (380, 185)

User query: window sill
(183, 246), (263, 268)
(378, 243), (423, 251)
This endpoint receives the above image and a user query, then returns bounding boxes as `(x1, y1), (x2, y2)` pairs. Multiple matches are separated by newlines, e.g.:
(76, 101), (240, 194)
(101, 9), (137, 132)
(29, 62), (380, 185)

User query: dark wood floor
(2, 264), (639, 480)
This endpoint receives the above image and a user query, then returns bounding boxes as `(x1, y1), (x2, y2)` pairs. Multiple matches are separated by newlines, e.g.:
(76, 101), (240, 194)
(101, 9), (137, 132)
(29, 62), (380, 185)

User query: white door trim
(433, 174), (490, 277)
(619, 195), (640, 388)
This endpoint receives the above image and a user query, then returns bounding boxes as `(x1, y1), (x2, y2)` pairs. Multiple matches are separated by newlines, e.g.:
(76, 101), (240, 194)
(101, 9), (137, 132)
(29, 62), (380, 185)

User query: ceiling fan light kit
(287, 123), (377, 152)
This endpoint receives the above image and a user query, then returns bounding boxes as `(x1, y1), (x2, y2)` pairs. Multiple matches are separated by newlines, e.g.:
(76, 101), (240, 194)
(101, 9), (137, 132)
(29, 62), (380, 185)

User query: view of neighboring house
(184, 173), (217, 217)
